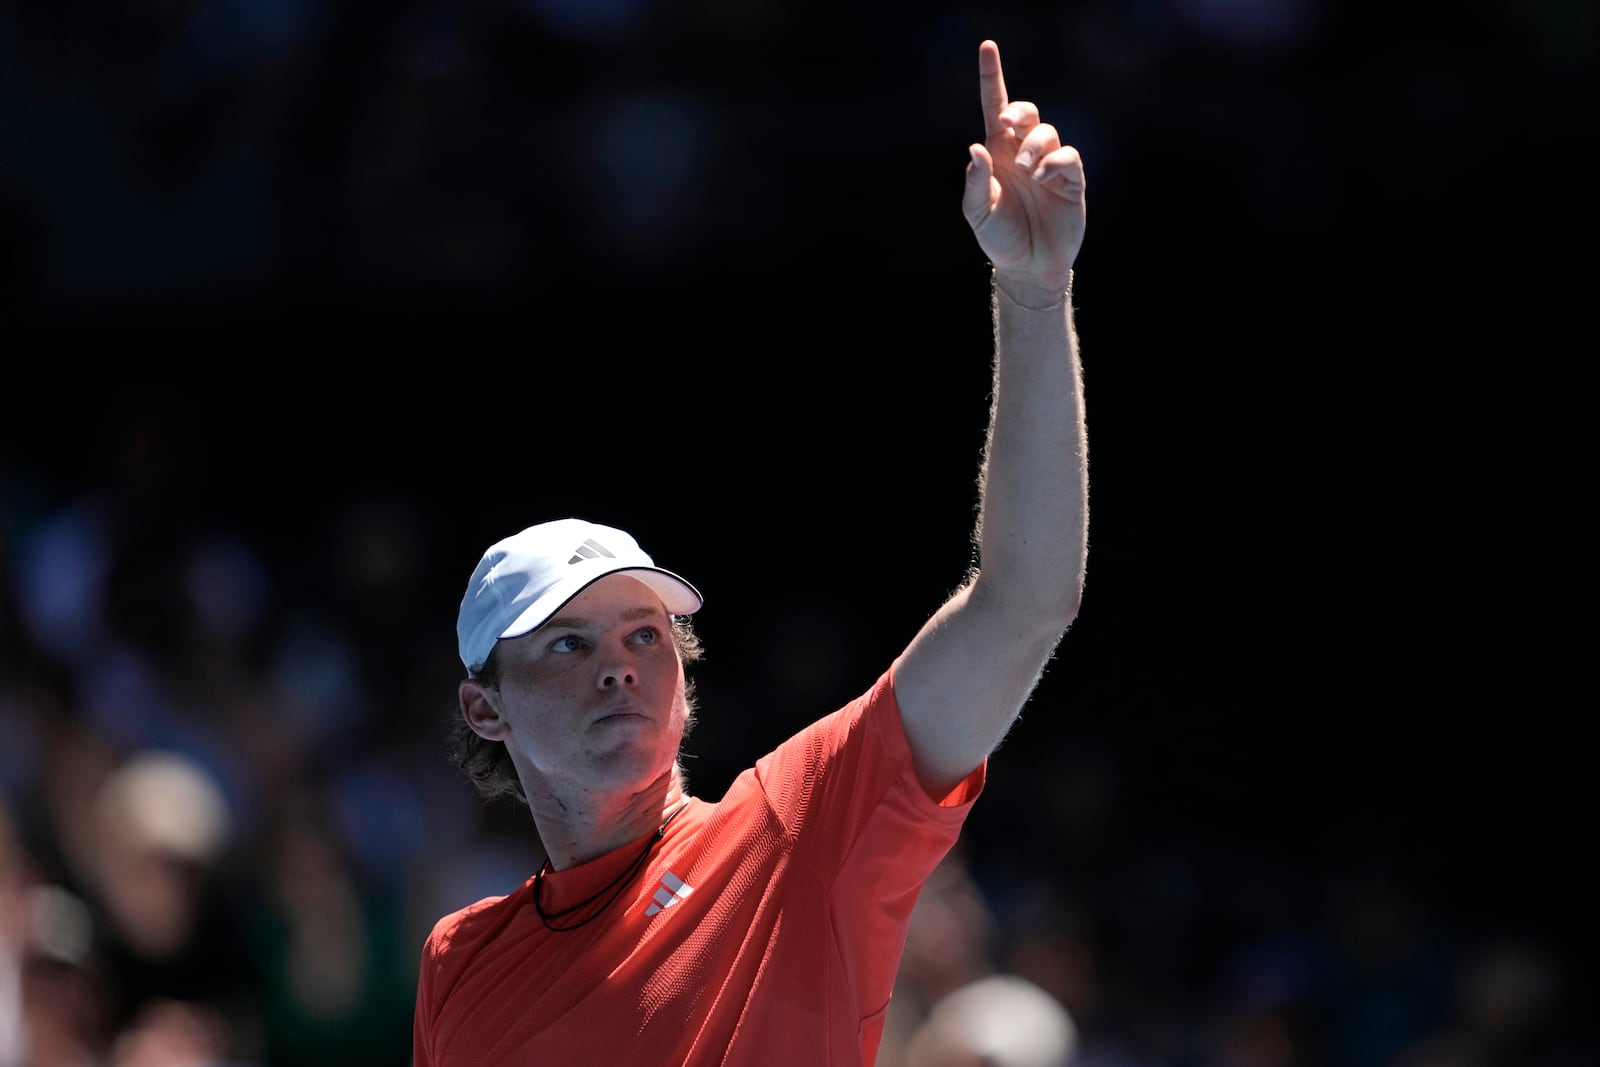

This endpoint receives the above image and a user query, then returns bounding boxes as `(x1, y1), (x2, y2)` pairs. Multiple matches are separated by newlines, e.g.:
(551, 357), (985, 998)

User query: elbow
(1044, 587), (1083, 636)
(1060, 586), (1085, 628)
(1024, 567), (1085, 632)
(970, 571), (1083, 637)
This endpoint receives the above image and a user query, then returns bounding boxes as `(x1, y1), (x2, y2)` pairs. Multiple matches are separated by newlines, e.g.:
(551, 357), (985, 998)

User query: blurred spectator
(237, 787), (415, 1067)
(68, 749), (259, 1063)
(1321, 864), (1454, 1067)
(879, 846), (1005, 1066)
(999, 875), (1151, 1067)
(3, 797), (113, 1067)
(107, 999), (233, 1067)
(900, 846), (1005, 1008)
(903, 972), (1079, 1067)
(1389, 934), (1579, 1067)
(2, 800), (30, 1064)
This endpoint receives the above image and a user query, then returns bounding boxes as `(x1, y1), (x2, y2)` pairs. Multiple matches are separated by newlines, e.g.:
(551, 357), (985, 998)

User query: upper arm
(891, 575), (1071, 795)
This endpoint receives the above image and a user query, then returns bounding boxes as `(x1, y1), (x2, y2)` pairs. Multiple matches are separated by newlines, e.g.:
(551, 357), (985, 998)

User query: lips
(593, 705), (648, 725)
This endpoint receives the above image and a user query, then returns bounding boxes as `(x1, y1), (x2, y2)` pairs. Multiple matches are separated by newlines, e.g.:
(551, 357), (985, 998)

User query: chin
(590, 744), (679, 792)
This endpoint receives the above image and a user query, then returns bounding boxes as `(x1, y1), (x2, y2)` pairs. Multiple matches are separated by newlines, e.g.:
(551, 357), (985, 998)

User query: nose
(598, 647), (638, 689)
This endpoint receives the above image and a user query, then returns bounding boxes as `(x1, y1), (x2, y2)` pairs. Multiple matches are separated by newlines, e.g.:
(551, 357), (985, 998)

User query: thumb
(962, 143), (996, 229)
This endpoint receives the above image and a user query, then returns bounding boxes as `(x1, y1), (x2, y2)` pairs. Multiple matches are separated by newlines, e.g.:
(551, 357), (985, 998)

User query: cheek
(664, 666), (690, 726)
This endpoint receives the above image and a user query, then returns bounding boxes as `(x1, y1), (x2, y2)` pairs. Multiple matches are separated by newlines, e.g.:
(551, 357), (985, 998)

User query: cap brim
(497, 563), (702, 643)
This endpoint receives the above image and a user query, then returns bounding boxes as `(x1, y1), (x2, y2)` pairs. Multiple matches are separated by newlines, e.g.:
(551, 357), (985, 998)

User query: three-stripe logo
(645, 871), (694, 917)
(568, 538), (618, 565)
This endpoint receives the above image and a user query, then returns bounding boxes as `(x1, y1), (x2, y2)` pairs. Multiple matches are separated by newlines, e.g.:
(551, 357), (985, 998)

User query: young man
(413, 38), (1088, 1067)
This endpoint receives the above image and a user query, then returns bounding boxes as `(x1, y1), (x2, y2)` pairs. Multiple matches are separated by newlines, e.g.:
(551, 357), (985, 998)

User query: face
(462, 575), (689, 803)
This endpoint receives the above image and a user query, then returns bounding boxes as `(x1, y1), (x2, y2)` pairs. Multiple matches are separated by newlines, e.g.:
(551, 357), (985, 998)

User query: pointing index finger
(979, 39), (1009, 142)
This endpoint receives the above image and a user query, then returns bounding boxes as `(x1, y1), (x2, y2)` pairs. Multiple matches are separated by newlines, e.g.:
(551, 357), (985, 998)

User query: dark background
(2, 0), (1594, 1064)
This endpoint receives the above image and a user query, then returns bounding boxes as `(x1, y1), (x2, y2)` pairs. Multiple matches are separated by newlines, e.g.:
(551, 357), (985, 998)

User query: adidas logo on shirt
(645, 871), (694, 917)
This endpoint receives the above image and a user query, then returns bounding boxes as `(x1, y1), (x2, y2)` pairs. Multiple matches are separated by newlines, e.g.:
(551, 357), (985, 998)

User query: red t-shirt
(413, 668), (984, 1066)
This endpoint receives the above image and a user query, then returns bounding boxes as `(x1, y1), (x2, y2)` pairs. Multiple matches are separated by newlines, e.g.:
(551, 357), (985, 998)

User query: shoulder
(744, 670), (917, 819)
(422, 884), (525, 963)
(803, 669), (903, 745)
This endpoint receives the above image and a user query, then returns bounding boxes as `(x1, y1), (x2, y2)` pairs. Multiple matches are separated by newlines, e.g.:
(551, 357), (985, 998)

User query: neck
(529, 772), (686, 871)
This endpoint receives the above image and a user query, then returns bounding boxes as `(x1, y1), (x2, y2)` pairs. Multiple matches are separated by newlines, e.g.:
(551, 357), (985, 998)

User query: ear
(459, 679), (510, 741)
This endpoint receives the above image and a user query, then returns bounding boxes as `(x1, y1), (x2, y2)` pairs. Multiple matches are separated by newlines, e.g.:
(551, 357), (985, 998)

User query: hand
(961, 40), (1085, 298)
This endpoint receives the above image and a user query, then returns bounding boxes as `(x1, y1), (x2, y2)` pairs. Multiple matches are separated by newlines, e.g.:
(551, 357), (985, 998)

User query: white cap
(456, 518), (702, 674)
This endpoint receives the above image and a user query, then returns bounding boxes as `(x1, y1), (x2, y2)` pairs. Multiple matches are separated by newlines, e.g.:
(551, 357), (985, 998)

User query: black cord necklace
(533, 800), (691, 933)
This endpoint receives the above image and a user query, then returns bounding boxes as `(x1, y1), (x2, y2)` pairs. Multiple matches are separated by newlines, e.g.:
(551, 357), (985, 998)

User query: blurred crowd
(4, 0), (1596, 1064)
(3, 421), (1593, 1067)
(0, 455), (454, 1066)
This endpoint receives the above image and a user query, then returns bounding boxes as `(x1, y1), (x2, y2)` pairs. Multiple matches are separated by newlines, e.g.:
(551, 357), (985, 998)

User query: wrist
(992, 269), (1073, 311)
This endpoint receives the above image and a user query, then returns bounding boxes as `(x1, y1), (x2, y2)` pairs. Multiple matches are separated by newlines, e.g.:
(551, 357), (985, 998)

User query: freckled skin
(479, 575), (690, 808)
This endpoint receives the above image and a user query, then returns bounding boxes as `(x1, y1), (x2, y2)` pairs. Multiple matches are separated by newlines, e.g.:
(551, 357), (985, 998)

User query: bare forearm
(975, 270), (1088, 630)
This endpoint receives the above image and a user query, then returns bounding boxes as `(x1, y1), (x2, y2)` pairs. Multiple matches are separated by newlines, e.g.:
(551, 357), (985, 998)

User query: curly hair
(446, 615), (705, 807)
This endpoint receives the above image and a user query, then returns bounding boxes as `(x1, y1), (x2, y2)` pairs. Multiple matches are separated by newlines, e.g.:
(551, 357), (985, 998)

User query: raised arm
(893, 39), (1088, 794)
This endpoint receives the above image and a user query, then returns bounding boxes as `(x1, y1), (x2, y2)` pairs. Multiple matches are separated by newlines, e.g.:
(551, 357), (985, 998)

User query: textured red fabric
(413, 669), (984, 1067)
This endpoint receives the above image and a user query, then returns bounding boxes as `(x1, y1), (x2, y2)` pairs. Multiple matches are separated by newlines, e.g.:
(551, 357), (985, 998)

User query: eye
(549, 634), (588, 653)
(630, 625), (661, 646)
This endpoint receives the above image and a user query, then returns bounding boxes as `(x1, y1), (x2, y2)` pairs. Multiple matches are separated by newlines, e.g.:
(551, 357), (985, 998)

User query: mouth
(594, 707), (648, 725)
